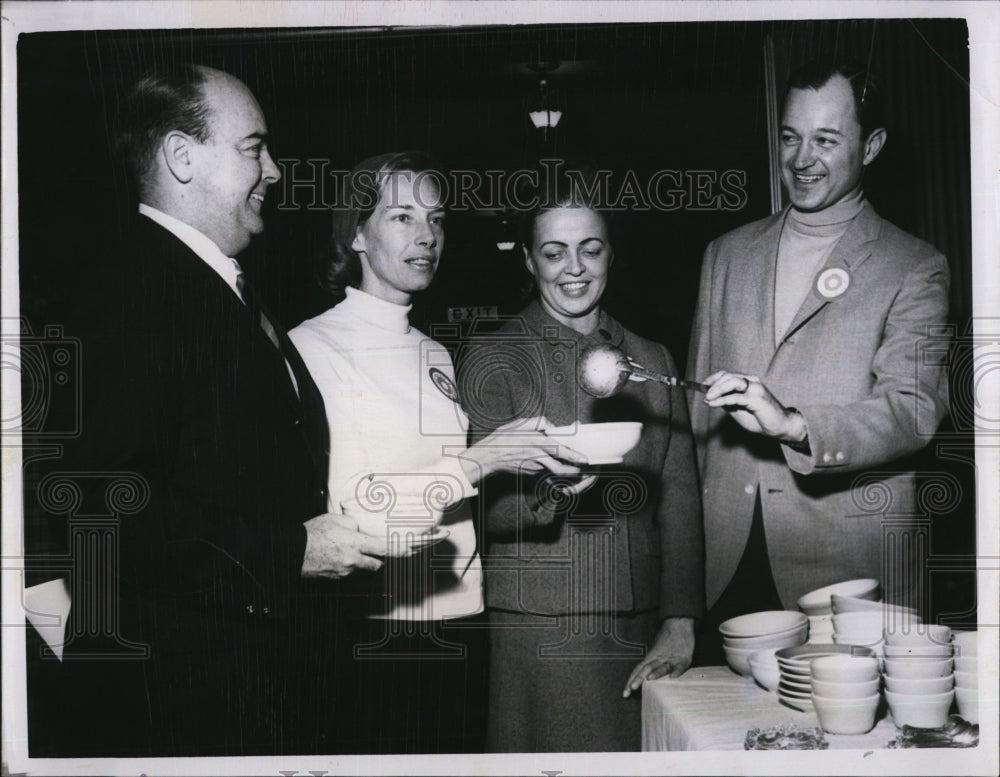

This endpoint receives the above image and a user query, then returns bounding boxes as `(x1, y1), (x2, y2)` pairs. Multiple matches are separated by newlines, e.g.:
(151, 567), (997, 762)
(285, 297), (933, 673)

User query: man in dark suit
(25, 65), (396, 757)
(687, 59), (950, 664)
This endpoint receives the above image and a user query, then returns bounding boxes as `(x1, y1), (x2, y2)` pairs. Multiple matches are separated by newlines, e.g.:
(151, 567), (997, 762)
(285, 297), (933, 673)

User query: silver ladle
(577, 343), (710, 398)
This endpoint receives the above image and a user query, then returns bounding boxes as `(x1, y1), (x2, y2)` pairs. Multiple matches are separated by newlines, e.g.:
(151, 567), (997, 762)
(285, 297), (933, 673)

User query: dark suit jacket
(687, 203), (950, 610)
(26, 216), (330, 756)
(459, 301), (705, 621)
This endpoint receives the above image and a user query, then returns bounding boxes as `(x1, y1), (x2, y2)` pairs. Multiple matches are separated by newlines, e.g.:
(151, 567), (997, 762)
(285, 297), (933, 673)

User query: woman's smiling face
(524, 206), (612, 334)
(352, 171), (445, 305)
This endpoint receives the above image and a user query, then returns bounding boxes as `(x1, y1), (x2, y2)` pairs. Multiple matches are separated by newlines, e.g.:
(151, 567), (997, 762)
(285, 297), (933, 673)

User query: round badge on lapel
(429, 367), (459, 402)
(816, 268), (851, 299)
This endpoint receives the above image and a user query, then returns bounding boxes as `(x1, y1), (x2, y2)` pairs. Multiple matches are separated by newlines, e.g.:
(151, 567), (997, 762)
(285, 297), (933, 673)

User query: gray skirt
(486, 608), (660, 752)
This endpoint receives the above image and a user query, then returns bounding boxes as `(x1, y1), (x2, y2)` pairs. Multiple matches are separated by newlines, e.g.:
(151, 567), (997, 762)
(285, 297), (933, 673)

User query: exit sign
(447, 305), (498, 322)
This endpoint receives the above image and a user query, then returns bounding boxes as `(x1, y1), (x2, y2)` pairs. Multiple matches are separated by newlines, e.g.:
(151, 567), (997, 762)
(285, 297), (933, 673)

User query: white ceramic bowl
(832, 636), (885, 660)
(955, 685), (979, 723)
(954, 669), (976, 689)
(810, 655), (881, 683)
(832, 631), (884, 647)
(954, 655), (977, 673)
(749, 647), (782, 663)
(342, 494), (443, 538)
(719, 610), (808, 639)
(551, 421), (643, 464)
(797, 579), (881, 616)
(883, 624), (952, 648)
(883, 674), (954, 694)
(810, 677), (880, 698)
(812, 692), (880, 735)
(885, 688), (954, 728)
(832, 612), (898, 632)
(749, 657), (781, 692)
(952, 631), (978, 658)
(831, 595), (917, 617)
(882, 657), (953, 678)
(722, 644), (760, 676)
(776, 643), (874, 660)
(883, 643), (953, 660)
(723, 624), (808, 649)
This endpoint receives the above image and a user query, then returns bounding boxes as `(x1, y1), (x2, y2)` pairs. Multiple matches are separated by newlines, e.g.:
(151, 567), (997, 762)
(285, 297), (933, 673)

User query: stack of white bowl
(832, 612), (891, 655)
(809, 655), (882, 735)
(775, 644), (876, 712)
(719, 611), (808, 677)
(831, 594), (919, 620)
(797, 579), (881, 644)
(883, 625), (955, 729)
(831, 596), (921, 659)
(953, 631), (978, 723)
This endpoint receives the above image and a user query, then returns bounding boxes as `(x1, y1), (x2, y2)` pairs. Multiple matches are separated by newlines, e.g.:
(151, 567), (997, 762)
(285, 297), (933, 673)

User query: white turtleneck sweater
(289, 287), (483, 620)
(774, 190), (866, 345)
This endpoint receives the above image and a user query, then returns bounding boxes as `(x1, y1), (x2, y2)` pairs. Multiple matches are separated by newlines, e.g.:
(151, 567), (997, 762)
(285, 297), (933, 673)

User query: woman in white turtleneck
(288, 151), (587, 754)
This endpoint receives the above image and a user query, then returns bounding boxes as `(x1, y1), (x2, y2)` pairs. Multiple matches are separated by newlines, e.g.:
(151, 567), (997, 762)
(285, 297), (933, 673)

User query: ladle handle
(624, 364), (710, 393)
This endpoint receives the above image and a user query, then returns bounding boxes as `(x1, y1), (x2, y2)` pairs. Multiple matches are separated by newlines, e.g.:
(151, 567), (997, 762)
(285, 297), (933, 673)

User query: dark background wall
(17, 19), (976, 623)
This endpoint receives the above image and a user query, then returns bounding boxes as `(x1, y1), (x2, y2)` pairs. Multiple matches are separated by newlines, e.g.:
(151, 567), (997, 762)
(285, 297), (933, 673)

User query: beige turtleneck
(774, 189), (866, 345)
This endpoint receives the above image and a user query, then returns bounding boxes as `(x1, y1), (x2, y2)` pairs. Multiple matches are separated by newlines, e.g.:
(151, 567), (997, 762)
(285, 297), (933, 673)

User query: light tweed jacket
(688, 202), (950, 610)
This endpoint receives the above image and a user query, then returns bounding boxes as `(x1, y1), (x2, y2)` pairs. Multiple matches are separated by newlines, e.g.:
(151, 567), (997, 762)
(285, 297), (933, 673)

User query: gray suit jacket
(460, 301), (705, 620)
(688, 202), (950, 609)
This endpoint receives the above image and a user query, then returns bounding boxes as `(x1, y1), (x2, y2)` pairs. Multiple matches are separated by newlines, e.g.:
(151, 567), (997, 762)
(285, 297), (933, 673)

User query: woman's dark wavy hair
(515, 164), (617, 302)
(322, 150), (441, 302)
(518, 164), (617, 249)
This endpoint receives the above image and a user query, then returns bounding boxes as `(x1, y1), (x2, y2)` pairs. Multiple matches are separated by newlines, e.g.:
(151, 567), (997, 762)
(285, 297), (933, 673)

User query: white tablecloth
(642, 666), (899, 751)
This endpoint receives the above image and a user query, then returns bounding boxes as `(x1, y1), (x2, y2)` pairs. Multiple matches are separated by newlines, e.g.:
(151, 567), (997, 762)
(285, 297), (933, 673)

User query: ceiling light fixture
(529, 76), (562, 138)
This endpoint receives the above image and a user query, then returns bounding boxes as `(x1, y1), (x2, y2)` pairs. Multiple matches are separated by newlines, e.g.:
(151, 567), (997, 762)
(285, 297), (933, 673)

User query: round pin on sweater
(429, 367), (459, 402)
(815, 267), (851, 299)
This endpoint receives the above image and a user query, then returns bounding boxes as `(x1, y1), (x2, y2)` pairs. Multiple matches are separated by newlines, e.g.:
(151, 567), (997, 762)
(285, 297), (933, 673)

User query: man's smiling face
(779, 73), (883, 213)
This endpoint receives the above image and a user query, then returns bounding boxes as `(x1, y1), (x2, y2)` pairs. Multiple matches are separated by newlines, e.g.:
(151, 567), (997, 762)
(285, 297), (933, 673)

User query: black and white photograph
(2, 1), (997, 775)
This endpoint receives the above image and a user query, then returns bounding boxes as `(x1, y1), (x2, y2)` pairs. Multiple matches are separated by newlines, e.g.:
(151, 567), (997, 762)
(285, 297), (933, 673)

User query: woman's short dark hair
(323, 150), (441, 302)
(114, 65), (213, 192)
(518, 164), (616, 251)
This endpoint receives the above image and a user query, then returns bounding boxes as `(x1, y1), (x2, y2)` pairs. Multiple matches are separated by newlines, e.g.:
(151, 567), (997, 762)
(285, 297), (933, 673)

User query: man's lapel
(745, 211), (786, 366)
(775, 203), (882, 349)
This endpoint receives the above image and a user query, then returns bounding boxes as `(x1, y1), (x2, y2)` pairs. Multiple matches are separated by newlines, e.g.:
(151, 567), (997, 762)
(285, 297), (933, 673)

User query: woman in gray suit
(458, 172), (705, 752)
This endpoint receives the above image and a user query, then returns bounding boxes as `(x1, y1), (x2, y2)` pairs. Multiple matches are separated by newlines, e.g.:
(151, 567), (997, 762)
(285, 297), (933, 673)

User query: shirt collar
(138, 203), (243, 296)
(520, 299), (625, 348)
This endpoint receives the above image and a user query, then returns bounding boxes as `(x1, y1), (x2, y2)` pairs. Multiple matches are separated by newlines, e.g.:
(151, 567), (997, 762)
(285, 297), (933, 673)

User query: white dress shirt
(138, 203), (245, 299)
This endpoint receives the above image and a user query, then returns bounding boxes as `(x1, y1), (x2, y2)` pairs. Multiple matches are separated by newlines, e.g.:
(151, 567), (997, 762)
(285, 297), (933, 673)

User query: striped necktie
(235, 271), (281, 351)
(235, 271), (300, 396)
